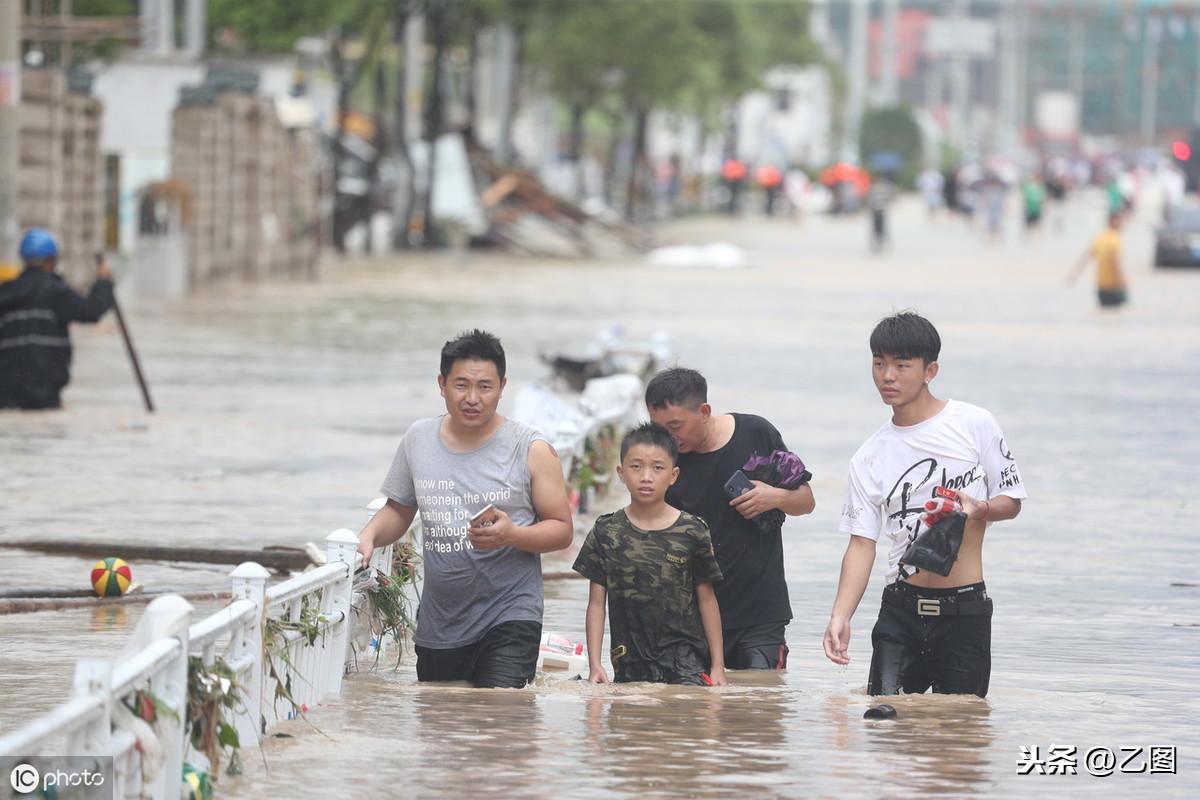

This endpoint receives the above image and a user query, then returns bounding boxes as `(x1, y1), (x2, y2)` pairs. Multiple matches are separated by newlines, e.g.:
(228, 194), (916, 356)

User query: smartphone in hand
(470, 503), (498, 528)
(724, 470), (755, 499)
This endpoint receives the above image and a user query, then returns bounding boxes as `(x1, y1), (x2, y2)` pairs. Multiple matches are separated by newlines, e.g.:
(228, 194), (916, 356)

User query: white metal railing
(0, 528), (375, 799)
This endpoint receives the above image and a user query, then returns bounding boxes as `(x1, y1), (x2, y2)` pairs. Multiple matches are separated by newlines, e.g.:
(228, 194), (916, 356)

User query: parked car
(1154, 204), (1200, 268)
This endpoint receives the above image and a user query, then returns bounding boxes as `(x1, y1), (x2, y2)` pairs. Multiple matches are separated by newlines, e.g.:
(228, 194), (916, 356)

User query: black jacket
(0, 269), (114, 409)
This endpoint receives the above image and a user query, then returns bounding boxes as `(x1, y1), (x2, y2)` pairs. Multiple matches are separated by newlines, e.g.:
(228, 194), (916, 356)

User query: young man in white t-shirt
(823, 313), (1027, 697)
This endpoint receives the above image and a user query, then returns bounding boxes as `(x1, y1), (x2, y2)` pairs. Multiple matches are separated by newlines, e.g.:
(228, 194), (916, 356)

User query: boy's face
(438, 358), (505, 429)
(872, 352), (938, 408)
(647, 402), (711, 453)
(617, 443), (679, 503)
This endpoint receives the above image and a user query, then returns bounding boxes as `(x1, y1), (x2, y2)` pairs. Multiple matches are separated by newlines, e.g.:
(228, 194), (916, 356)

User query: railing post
(65, 659), (112, 756)
(363, 498), (402, 666)
(230, 562), (270, 743)
(143, 598), (191, 800)
(325, 528), (359, 694)
(366, 498), (394, 578)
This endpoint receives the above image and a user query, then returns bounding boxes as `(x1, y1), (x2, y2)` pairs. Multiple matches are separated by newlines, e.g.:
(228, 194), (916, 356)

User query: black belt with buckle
(882, 588), (993, 617)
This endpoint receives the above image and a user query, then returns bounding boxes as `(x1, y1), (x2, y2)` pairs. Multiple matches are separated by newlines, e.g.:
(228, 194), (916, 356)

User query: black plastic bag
(899, 511), (966, 577)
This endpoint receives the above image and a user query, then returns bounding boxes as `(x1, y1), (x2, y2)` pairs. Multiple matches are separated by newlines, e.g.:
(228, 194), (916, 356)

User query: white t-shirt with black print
(838, 399), (1028, 584)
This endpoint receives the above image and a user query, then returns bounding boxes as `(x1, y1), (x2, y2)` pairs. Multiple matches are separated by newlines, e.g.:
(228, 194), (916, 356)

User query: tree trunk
(392, 4), (416, 250)
(723, 111), (739, 162)
(603, 113), (624, 208)
(332, 38), (351, 253)
(464, 20), (479, 139)
(503, 23), (523, 166)
(695, 126), (709, 212)
(364, 58), (388, 253)
(624, 106), (649, 222)
(422, 0), (448, 248)
(568, 103), (586, 201)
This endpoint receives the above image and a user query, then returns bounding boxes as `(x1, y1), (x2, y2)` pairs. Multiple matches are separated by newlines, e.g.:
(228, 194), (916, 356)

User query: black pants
(415, 620), (541, 689)
(723, 621), (789, 670)
(0, 384), (61, 410)
(868, 582), (992, 698)
(615, 662), (709, 685)
(1098, 289), (1127, 308)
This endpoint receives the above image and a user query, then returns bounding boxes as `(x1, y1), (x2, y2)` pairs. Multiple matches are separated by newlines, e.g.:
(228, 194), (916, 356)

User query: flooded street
(3, 193), (1199, 796)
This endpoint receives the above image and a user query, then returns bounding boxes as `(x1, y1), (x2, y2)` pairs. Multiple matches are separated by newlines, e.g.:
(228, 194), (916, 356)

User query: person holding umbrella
(0, 229), (114, 410)
(820, 162), (869, 215)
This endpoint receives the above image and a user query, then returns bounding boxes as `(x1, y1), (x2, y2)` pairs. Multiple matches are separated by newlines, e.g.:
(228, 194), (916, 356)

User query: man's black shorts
(415, 620), (541, 689)
(723, 621), (789, 671)
(868, 582), (992, 698)
(1098, 289), (1127, 308)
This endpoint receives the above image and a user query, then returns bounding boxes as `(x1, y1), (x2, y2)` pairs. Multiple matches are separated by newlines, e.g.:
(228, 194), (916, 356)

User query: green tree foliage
(750, 0), (821, 71)
(207, 0), (351, 54)
(528, 0), (814, 123)
(72, 0), (136, 15)
(523, 0), (818, 179)
(525, 2), (615, 111)
(859, 105), (923, 186)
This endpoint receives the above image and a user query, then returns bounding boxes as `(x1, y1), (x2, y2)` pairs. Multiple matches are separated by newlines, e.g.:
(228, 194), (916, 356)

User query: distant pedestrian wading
(0, 229), (114, 410)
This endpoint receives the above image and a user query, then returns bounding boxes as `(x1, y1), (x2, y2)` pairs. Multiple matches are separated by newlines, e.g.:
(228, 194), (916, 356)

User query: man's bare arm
(469, 440), (573, 553)
(823, 535), (877, 665)
(960, 493), (1022, 524)
(1066, 250), (1091, 285)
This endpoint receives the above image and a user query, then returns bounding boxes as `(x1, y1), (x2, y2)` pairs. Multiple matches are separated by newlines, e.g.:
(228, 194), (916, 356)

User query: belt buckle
(917, 598), (941, 616)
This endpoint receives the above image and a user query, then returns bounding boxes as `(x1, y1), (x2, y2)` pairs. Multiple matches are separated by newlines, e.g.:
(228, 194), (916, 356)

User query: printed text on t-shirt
(415, 478), (514, 554)
(886, 457), (981, 544)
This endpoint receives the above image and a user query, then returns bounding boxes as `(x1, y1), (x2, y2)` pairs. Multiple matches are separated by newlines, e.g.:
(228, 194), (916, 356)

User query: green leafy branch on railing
(356, 540), (421, 670)
(263, 595), (330, 724)
(186, 656), (243, 778)
(124, 687), (180, 728)
(265, 595), (328, 651)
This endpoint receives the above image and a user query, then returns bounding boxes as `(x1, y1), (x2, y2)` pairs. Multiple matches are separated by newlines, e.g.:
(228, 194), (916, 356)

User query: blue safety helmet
(19, 229), (60, 261)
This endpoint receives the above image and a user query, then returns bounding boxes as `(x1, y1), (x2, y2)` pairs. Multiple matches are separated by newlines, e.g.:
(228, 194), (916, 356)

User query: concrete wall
(18, 69), (104, 288)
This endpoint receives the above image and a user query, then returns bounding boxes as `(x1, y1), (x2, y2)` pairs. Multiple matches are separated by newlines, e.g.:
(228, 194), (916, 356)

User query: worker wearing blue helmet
(0, 229), (115, 409)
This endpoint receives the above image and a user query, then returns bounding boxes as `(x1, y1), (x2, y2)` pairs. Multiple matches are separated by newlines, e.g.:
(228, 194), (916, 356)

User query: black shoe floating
(863, 704), (898, 720)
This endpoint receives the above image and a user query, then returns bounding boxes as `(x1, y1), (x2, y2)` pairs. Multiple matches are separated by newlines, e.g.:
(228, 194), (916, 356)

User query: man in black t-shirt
(646, 368), (815, 670)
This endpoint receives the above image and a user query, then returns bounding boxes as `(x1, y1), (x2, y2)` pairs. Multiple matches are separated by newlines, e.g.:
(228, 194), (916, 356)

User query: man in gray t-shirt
(358, 329), (572, 688)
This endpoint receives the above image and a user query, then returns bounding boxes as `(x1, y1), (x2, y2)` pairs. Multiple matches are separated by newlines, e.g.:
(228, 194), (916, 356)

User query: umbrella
(868, 150), (904, 173)
(819, 162), (871, 194)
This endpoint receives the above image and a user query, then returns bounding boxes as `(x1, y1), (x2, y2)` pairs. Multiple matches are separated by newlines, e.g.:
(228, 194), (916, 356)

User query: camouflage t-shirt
(572, 509), (724, 682)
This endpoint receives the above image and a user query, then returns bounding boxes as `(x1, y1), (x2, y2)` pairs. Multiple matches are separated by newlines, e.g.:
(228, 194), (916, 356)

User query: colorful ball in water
(91, 557), (133, 597)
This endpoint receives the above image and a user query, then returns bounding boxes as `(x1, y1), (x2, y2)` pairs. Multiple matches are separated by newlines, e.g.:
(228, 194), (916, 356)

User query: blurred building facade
(823, 0), (1200, 159)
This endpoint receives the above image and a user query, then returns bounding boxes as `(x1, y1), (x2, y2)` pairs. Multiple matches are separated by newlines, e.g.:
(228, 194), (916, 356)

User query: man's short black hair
(619, 422), (678, 465)
(870, 312), (941, 364)
(644, 367), (707, 410)
(440, 329), (506, 378)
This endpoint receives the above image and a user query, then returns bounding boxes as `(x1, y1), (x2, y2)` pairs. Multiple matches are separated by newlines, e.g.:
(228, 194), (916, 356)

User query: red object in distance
(1172, 140), (1191, 161)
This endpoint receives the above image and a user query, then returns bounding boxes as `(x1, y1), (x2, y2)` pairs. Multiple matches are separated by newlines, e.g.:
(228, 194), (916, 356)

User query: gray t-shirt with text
(380, 415), (547, 648)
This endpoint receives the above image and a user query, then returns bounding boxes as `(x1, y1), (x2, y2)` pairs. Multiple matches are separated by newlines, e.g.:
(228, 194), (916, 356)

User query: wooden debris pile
(466, 140), (651, 258)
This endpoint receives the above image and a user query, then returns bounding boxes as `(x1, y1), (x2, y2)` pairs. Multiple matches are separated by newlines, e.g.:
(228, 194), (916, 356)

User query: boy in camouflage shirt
(573, 423), (726, 685)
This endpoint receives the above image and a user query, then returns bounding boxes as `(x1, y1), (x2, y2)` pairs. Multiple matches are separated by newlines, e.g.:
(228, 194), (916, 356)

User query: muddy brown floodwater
(2, 194), (1197, 796)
